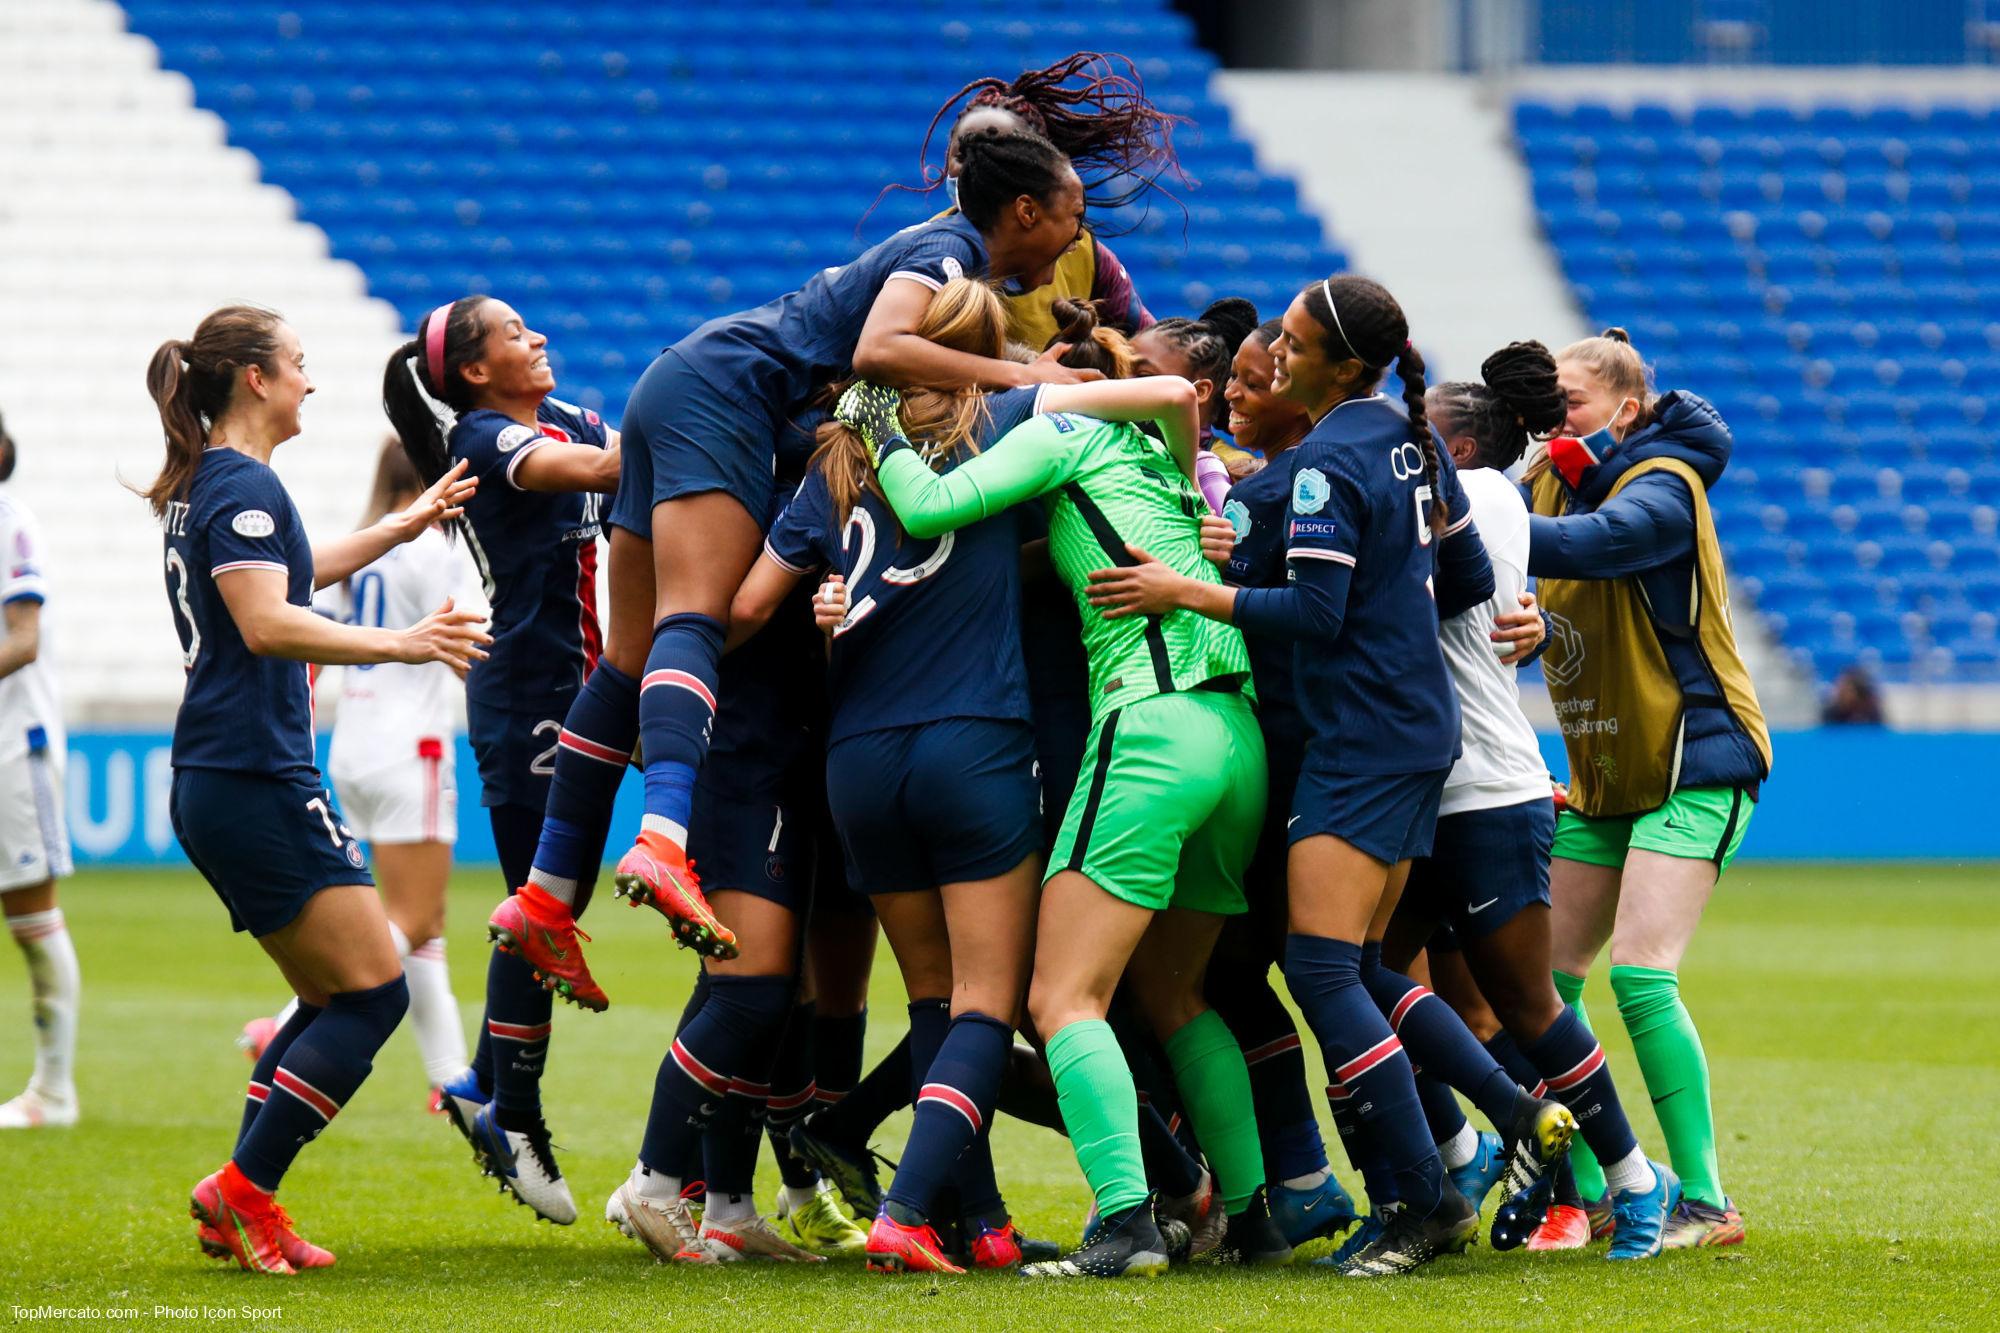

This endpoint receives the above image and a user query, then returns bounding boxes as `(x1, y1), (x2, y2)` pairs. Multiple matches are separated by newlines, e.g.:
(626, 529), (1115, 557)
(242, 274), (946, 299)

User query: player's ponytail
(141, 304), (285, 517)
(811, 278), (1007, 530)
(923, 52), (1188, 213)
(382, 296), (490, 489)
(1299, 274), (1444, 535)
(0, 410), (15, 484)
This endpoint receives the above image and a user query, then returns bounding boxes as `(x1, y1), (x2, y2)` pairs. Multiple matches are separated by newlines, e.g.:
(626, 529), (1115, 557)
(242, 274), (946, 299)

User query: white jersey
(0, 494), (63, 762)
(1439, 467), (1551, 817)
(324, 526), (464, 781)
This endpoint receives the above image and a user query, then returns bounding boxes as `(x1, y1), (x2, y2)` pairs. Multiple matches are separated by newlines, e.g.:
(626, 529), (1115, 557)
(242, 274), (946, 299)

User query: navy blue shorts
(1405, 797), (1556, 942)
(688, 766), (821, 909)
(171, 767), (373, 937)
(827, 718), (1041, 896)
(466, 695), (571, 812)
(1288, 765), (1450, 866)
(608, 348), (778, 538)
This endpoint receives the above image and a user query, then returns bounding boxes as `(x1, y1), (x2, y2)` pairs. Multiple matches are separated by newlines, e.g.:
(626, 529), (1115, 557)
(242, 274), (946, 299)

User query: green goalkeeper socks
(1162, 1009), (1264, 1216)
(1552, 969), (1608, 1201)
(1045, 1019), (1150, 1220)
(1611, 964), (1724, 1208)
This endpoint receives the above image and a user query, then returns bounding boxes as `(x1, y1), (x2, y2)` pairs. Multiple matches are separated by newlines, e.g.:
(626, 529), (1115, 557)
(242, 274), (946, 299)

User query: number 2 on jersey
(832, 508), (953, 636)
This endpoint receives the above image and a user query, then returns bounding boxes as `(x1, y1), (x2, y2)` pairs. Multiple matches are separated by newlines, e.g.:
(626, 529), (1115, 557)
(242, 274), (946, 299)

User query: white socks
(1281, 1167), (1331, 1192)
(631, 1161), (683, 1206)
(703, 1192), (756, 1226)
(386, 921), (468, 1086)
(1603, 1145), (1657, 1197)
(525, 867), (579, 906)
(779, 1182), (821, 1217)
(1439, 1120), (1480, 1170)
(639, 814), (688, 850)
(8, 908), (78, 1102)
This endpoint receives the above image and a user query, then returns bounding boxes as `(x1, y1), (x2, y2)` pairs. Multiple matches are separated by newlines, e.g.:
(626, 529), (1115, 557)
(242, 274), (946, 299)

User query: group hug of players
(117, 55), (1774, 1279)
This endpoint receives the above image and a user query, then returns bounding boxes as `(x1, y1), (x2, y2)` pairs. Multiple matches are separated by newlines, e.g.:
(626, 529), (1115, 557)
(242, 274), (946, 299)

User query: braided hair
(1298, 275), (1445, 535)
(923, 51), (1187, 212)
(1428, 341), (1567, 471)
(1141, 298), (1258, 427)
(952, 126), (1074, 233)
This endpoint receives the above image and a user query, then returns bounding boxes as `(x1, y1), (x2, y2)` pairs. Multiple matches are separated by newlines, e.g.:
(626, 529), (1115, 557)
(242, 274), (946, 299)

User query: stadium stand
(120, 0), (1345, 416)
(1517, 98), (2000, 685)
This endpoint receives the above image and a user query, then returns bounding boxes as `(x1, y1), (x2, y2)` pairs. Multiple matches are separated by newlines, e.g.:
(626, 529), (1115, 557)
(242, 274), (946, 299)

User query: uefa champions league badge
(941, 256), (964, 281)
(1223, 498), (1251, 542)
(495, 423), (537, 453)
(231, 510), (276, 538)
(1292, 467), (1330, 515)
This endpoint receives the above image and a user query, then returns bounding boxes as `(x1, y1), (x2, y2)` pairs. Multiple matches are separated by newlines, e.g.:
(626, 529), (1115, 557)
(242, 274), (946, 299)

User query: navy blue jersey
(1221, 449), (1301, 727)
(1270, 395), (1476, 775)
(451, 398), (608, 711)
(764, 386), (1042, 743)
(163, 448), (316, 777)
(674, 215), (989, 409)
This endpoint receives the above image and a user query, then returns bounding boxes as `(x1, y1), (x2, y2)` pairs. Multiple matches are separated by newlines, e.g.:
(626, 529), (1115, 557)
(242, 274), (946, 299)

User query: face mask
(1547, 401), (1631, 488)
(943, 175), (960, 210)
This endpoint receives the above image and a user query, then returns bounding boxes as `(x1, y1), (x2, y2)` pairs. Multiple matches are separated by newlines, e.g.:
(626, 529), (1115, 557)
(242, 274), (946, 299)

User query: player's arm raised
(511, 439), (621, 494)
(1035, 375), (1203, 480)
(217, 566), (490, 672)
(311, 459), (480, 589)
(851, 279), (1101, 391)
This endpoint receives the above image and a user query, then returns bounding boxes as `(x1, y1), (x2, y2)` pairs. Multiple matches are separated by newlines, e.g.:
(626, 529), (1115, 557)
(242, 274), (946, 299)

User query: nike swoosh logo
(1650, 1088), (1683, 1106)
(1301, 1198), (1318, 1212)
(537, 929), (569, 961)
(1287, 816), (1300, 828)
(1469, 897), (1500, 914)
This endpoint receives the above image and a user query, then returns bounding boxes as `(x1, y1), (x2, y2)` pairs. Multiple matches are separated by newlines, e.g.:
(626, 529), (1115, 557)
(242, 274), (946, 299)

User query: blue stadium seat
(123, 0), (1342, 403)
(1518, 96), (2000, 683)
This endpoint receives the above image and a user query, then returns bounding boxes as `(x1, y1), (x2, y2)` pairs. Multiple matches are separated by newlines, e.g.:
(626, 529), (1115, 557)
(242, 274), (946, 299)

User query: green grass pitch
(1, 863), (1996, 1330)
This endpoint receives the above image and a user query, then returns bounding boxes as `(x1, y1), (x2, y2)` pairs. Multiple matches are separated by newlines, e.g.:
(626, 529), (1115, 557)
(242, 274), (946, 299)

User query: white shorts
(0, 742), (72, 891)
(329, 743), (458, 846)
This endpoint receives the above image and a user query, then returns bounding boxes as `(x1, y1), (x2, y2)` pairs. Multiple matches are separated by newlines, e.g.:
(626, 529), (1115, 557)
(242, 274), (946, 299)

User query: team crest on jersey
(1223, 498), (1251, 541)
(346, 842), (365, 868)
(495, 423), (537, 453)
(941, 256), (964, 281)
(1292, 467), (1330, 515)
(232, 509), (276, 538)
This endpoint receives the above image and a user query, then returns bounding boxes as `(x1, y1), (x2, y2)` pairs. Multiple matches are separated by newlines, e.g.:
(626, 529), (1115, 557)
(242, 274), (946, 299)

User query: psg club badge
(347, 842), (366, 868)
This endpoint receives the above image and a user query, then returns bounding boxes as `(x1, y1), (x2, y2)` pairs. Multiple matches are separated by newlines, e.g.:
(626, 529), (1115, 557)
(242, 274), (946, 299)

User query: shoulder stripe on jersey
(1062, 483), (1175, 695)
(212, 560), (288, 577)
(1287, 548), (1357, 566)
(1030, 384), (1049, 417)
(502, 436), (554, 491)
(886, 269), (943, 292)
(761, 539), (813, 576)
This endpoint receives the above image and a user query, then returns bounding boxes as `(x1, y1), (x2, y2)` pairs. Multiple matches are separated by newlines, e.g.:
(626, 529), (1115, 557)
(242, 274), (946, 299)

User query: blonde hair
(1526, 326), (1657, 482)
(813, 277), (1009, 526)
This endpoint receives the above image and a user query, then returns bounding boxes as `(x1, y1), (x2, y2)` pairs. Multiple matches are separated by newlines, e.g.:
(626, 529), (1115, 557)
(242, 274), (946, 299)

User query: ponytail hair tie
(423, 302), (454, 393)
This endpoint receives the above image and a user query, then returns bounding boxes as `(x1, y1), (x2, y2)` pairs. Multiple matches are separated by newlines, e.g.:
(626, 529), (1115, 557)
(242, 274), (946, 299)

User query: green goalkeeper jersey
(876, 408), (1253, 721)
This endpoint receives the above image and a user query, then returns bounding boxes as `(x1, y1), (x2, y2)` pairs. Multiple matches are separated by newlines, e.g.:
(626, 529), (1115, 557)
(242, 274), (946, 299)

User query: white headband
(1320, 278), (1359, 362)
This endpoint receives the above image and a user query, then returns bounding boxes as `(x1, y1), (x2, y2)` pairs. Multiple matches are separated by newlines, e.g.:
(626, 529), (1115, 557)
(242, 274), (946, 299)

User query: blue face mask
(944, 175), (960, 210)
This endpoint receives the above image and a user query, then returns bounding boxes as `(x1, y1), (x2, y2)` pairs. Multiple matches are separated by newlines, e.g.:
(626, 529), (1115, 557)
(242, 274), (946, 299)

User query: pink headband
(422, 302), (454, 392)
